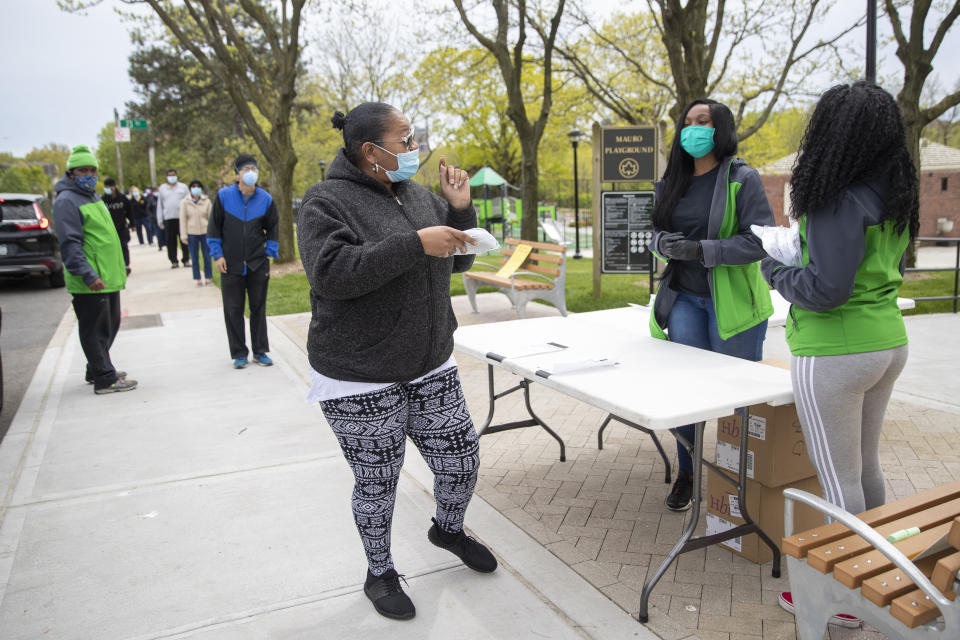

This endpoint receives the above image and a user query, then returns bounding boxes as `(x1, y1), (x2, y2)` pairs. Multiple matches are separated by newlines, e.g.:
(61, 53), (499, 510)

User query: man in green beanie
(53, 145), (138, 394)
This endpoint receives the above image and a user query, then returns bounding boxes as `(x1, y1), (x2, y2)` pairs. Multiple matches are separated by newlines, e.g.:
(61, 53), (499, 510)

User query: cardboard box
(714, 401), (817, 487)
(705, 468), (824, 564)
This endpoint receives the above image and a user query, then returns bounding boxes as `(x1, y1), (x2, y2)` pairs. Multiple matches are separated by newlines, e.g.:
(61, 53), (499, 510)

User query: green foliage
(0, 164), (51, 195)
(736, 107), (809, 168)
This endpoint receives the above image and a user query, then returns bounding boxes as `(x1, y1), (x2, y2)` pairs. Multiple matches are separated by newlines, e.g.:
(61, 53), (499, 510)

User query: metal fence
(906, 238), (960, 313)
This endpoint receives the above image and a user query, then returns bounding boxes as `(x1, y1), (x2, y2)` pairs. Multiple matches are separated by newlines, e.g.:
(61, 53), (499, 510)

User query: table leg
(476, 364), (566, 461)
(735, 406), (781, 578)
(639, 420), (706, 622)
(598, 415), (671, 483)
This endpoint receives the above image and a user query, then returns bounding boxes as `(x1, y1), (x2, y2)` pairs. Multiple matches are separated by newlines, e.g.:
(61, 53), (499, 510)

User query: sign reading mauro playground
(600, 126), (657, 183)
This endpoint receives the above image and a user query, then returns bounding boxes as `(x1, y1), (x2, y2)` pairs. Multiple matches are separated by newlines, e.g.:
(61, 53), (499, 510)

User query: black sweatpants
(220, 267), (269, 359)
(72, 291), (121, 389)
(164, 220), (189, 265)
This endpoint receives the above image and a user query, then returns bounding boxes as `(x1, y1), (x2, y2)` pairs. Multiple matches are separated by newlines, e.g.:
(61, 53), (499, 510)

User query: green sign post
(120, 118), (148, 129)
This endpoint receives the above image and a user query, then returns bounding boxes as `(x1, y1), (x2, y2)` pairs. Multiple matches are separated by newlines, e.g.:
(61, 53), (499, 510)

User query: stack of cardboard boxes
(704, 361), (826, 563)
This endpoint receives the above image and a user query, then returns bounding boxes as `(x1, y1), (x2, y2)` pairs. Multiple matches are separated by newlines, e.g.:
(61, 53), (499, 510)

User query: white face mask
(166, 175), (177, 185)
(241, 170), (258, 186)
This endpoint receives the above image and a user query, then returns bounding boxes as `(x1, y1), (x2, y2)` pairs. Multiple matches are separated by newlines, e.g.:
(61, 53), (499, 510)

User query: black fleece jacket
(296, 149), (476, 382)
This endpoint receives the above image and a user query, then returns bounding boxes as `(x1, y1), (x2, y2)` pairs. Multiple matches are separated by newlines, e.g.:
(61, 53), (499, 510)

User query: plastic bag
(751, 219), (802, 267)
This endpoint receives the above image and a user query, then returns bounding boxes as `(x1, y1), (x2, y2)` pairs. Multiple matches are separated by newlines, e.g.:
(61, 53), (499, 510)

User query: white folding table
(454, 306), (798, 622)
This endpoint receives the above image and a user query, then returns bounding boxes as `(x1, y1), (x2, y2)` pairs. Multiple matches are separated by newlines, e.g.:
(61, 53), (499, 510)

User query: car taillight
(13, 203), (49, 230)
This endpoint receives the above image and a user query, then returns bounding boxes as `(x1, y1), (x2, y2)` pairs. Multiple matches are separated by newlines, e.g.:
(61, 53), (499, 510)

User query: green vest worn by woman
(761, 182), (909, 356)
(650, 157), (773, 341)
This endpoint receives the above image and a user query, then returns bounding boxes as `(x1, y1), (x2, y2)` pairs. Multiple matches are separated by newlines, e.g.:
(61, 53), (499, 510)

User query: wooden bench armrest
(783, 488), (954, 610)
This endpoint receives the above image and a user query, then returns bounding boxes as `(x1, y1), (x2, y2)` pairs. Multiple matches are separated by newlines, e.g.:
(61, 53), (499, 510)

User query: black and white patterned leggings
(320, 367), (480, 576)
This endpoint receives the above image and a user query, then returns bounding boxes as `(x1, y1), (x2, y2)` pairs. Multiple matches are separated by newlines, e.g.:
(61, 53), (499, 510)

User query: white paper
(706, 513), (742, 552)
(751, 220), (802, 267)
(715, 441), (755, 480)
(747, 415), (767, 441)
(494, 342), (567, 359)
(454, 227), (501, 255)
(538, 358), (618, 375)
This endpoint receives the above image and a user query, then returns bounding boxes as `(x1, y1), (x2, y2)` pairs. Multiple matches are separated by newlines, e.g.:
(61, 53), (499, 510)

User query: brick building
(758, 139), (960, 238)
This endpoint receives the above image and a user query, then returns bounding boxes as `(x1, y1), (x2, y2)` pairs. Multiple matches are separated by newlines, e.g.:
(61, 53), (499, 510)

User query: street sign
(601, 126), (657, 182)
(114, 127), (131, 143)
(600, 191), (655, 273)
(120, 118), (147, 129)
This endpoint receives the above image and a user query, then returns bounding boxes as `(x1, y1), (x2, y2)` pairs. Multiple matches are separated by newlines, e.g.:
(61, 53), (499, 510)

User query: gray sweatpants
(791, 345), (908, 519)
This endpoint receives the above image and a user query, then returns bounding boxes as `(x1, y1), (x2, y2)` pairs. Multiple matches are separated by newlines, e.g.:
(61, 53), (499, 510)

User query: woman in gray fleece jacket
(296, 103), (495, 620)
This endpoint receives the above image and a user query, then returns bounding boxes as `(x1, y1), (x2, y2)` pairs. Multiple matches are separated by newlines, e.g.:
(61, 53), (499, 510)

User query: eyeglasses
(376, 127), (416, 151)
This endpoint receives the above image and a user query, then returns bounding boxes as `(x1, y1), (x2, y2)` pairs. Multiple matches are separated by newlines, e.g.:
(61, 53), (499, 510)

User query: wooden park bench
(782, 481), (960, 639)
(463, 238), (568, 319)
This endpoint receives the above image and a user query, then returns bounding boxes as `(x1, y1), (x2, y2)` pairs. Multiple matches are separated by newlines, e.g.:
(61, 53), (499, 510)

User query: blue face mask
(680, 125), (716, 158)
(74, 174), (98, 192)
(166, 175), (177, 185)
(103, 187), (113, 196)
(190, 187), (202, 197)
(241, 170), (258, 186)
(374, 144), (420, 182)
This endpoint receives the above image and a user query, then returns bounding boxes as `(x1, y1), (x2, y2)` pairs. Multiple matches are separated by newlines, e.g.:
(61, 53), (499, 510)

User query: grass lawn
(239, 255), (958, 318)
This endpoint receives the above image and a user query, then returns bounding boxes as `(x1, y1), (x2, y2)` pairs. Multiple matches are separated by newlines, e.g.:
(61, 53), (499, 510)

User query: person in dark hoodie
(207, 153), (279, 368)
(102, 177), (134, 274)
(296, 103), (492, 622)
(128, 186), (152, 246)
(53, 145), (137, 394)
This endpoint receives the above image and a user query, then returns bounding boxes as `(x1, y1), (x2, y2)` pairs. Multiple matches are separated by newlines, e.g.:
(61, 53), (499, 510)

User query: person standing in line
(297, 104), (493, 621)
(648, 98), (775, 511)
(761, 83), (917, 625)
(128, 186), (152, 246)
(157, 169), (190, 268)
(145, 187), (163, 252)
(207, 153), (279, 368)
(53, 145), (137, 394)
(179, 179), (214, 286)
(102, 177), (134, 275)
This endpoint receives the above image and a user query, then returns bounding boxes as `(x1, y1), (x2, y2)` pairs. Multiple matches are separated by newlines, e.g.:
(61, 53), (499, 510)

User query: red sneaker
(778, 591), (862, 628)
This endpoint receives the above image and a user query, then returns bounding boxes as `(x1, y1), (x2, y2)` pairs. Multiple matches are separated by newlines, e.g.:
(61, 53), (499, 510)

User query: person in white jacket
(156, 168), (190, 268)
(179, 180), (214, 285)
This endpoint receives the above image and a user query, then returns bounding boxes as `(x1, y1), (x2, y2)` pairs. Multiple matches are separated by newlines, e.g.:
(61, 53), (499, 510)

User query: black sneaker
(364, 569), (415, 620)
(427, 517), (497, 573)
(665, 471), (693, 511)
(87, 371), (126, 384)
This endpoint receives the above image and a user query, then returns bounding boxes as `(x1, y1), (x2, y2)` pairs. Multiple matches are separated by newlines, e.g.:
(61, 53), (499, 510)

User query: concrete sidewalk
(0, 243), (645, 639)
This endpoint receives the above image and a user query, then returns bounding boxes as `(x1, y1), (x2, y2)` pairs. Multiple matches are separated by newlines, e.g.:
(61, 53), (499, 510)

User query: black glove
(659, 232), (702, 262)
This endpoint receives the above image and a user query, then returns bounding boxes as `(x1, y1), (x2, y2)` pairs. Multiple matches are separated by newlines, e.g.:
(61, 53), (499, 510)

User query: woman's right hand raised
(417, 226), (477, 258)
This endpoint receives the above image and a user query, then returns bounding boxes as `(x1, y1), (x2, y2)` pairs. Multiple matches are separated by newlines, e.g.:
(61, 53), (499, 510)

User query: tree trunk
(898, 60), (930, 269)
(520, 138), (540, 241)
(267, 120), (298, 263)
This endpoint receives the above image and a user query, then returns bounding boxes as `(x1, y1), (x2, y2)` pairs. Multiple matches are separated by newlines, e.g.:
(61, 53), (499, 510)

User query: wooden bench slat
(890, 587), (956, 629)
(783, 480), (960, 559)
(861, 550), (948, 607)
(832, 522), (953, 588)
(950, 516), (960, 550)
(505, 237), (567, 252)
(932, 549), (960, 594)
(805, 496), (960, 573)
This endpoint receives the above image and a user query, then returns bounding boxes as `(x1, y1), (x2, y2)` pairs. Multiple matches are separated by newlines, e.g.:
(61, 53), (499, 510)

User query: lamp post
(567, 129), (584, 259)
(319, 159), (326, 181)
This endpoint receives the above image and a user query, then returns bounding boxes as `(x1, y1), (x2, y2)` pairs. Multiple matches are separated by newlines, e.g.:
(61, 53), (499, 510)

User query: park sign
(120, 118), (147, 129)
(600, 126), (657, 183)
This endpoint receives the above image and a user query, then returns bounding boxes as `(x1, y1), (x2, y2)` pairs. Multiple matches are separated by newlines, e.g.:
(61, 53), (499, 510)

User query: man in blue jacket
(207, 153), (279, 368)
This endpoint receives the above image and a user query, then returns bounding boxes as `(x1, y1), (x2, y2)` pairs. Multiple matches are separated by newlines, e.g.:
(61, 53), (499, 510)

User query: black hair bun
(331, 111), (347, 130)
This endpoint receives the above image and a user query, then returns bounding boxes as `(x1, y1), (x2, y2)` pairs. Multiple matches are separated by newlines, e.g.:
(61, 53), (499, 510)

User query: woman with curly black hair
(762, 80), (917, 628)
(649, 99), (775, 511)
(763, 82), (916, 515)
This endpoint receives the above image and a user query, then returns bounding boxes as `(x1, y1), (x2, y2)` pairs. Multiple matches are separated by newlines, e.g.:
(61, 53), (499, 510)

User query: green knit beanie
(66, 145), (98, 170)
